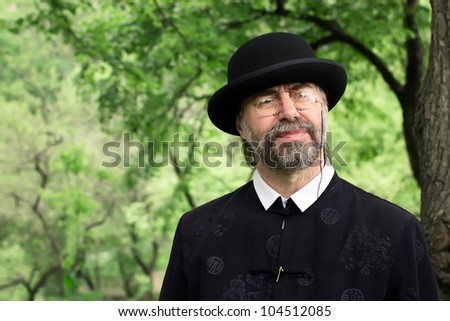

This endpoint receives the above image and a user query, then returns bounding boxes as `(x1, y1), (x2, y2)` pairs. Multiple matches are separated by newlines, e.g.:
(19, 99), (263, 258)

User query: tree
(1, 1), (223, 300)
(0, 11), (167, 299)
(0, 27), (110, 299)
(415, 0), (450, 300)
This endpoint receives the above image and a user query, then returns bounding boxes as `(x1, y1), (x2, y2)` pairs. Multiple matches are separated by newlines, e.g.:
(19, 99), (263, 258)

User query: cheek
(306, 110), (324, 128)
(241, 111), (274, 139)
(255, 119), (278, 138)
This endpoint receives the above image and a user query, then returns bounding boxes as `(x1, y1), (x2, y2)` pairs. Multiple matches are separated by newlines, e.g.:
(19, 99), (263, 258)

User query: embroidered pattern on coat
(297, 268), (314, 286)
(415, 240), (424, 263)
(266, 235), (281, 258)
(320, 208), (340, 225)
(338, 226), (391, 275)
(341, 288), (365, 301)
(401, 287), (419, 300)
(222, 274), (272, 300)
(190, 210), (236, 237)
(206, 256), (224, 275)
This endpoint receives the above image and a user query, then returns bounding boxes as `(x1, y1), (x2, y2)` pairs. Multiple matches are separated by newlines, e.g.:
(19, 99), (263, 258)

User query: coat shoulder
(336, 176), (418, 222)
(180, 181), (254, 226)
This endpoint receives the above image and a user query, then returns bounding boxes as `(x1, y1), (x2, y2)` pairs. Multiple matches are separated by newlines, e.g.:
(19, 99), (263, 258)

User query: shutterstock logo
(101, 132), (347, 168)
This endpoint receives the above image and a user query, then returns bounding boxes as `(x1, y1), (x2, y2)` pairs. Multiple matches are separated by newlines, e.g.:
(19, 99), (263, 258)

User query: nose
(277, 92), (299, 122)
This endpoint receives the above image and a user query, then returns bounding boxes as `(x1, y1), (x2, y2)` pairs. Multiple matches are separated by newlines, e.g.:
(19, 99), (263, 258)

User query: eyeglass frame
(252, 89), (324, 116)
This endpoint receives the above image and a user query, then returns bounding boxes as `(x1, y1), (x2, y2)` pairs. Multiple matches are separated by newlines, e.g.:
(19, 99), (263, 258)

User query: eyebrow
(288, 83), (315, 91)
(255, 88), (278, 97)
(253, 83), (313, 98)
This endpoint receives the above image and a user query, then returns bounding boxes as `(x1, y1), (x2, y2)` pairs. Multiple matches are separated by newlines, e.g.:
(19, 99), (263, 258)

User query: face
(236, 83), (328, 171)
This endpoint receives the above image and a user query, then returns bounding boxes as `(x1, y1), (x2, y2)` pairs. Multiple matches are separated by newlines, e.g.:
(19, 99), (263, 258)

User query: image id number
(260, 305), (331, 317)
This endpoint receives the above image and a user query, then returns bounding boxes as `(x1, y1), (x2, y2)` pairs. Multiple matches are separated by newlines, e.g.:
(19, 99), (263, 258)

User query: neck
(256, 157), (325, 199)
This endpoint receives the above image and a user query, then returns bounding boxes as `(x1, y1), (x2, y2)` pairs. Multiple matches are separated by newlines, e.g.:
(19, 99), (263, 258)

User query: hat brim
(207, 58), (347, 135)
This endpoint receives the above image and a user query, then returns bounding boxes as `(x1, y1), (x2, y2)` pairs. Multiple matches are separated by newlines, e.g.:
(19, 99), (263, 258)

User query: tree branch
(310, 35), (339, 51)
(403, 0), (425, 97)
(275, 0), (289, 15)
(10, 192), (33, 207)
(303, 15), (404, 99)
(31, 154), (61, 257)
(128, 227), (159, 278)
(0, 279), (23, 291)
(30, 264), (60, 296)
(148, 241), (159, 275)
(153, 0), (189, 48)
(85, 213), (109, 231)
(169, 149), (197, 209)
(129, 226), (150, 275)
(11, 264), (61, 300)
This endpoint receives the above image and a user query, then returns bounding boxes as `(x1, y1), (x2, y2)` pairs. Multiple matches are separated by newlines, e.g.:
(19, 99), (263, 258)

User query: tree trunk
(415, 0), (450, 300)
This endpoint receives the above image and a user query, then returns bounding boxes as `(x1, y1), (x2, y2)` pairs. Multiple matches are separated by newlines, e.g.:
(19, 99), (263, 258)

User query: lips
(276, 128), (309, 139)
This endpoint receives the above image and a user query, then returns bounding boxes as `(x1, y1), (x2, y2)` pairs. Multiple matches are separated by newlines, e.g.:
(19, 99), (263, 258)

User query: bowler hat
(207, 32), (347, 135)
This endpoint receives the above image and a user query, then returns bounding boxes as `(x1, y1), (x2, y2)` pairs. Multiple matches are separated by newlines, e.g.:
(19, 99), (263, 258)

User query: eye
(294, 92), (315, 102)
(257, 98), (277, 108)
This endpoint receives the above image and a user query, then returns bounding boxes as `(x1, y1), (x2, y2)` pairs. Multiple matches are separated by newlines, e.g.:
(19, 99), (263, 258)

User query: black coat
(159, 174), (439, 300)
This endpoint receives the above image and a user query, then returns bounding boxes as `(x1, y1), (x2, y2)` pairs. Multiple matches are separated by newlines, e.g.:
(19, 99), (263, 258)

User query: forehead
(247, 82), (317, 100)
(265, 82), (316, 91)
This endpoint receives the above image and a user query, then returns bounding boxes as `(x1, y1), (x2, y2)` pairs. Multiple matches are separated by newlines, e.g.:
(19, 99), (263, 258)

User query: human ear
(236, 117), (246, 138)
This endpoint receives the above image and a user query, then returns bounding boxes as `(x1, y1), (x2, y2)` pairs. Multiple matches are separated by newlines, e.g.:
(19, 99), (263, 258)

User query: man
(159, 32), (439, 300)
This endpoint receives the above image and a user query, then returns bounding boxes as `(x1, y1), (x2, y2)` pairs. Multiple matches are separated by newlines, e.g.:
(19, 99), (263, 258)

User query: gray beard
(241, 118), (325, 172)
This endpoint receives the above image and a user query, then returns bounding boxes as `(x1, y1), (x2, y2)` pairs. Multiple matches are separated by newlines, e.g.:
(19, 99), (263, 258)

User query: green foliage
(330, 82), (420, 215)
(0, 3), (171, 299)
(56, 147), (89, 174)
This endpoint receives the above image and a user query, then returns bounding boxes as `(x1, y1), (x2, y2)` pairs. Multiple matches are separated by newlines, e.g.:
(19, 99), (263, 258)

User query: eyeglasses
(254, 90), (323, 116)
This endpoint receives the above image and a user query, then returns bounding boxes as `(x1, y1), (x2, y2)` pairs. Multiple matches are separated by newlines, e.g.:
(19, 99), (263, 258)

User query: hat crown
(227, 32), (316, 82)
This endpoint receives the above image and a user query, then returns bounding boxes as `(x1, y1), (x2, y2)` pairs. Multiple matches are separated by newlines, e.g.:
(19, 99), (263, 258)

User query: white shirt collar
(253, 161), (335, 212)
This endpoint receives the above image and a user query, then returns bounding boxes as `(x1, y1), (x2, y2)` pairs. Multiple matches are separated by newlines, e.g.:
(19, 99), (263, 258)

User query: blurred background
(0, 0), (446, 300)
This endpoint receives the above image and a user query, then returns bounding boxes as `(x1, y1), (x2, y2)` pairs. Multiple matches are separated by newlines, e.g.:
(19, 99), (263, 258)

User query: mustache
(265, 119), (316, 142)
